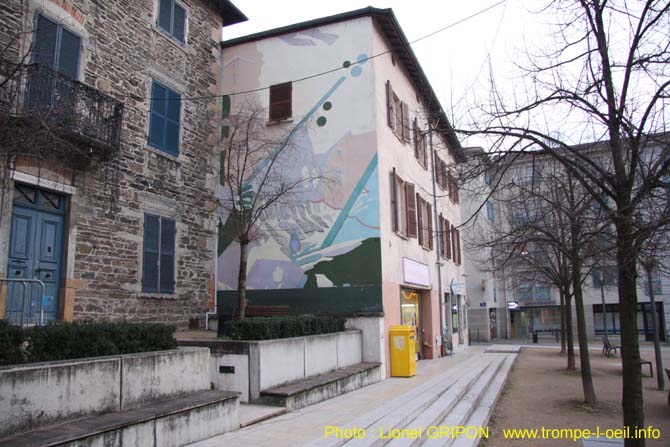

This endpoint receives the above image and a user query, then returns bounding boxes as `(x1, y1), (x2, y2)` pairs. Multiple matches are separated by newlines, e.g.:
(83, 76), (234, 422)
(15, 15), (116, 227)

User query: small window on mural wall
(269, 82), (292, 121)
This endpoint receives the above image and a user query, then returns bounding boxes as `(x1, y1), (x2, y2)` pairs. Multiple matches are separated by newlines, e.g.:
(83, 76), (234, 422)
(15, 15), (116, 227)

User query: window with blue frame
(485, 200), (495, 222)
(33, 14), (81, 78)
(142, 214), (176, 293)
(148, 81), (181, 155)
(157, 0), (187, 43)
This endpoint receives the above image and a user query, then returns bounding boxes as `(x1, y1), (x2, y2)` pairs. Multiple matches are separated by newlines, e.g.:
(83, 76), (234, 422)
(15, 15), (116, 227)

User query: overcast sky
(222, 0), (549, 147)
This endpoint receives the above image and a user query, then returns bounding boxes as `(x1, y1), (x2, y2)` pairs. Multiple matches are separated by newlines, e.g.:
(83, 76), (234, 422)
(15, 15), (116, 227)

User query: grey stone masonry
(0, 0), (234, 326)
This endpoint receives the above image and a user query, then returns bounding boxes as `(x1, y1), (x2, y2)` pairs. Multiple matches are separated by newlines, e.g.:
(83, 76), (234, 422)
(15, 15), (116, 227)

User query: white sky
(222, 0), (548, 147)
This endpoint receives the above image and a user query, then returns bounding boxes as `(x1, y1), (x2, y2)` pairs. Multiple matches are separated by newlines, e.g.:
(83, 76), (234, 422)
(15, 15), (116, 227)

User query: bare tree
(219, 104), (325, 320)
(470, 153), (609, 403)
(460, 2), (670, 441)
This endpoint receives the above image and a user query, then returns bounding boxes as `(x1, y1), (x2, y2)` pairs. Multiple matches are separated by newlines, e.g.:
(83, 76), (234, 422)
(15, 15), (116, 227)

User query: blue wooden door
(5, 185), (65, 325)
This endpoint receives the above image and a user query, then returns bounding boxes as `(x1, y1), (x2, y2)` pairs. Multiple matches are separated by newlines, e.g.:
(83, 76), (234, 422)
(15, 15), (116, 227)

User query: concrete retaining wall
(190, 330), (362, 402)
(0, 347), (210, 436)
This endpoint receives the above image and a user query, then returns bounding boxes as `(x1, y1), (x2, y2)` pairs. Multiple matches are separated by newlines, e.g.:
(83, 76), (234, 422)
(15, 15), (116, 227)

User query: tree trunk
(560, 289), (566, 355)
(616, 220), (645, 447)
(236, 240), (249, 320)
(565, 286), (576, 371)
(571, 254), (597, 405)
(644, 266), (665, 391)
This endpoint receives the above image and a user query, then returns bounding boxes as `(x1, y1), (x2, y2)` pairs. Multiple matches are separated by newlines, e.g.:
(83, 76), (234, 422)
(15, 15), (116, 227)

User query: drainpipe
(428, 121), (450, 355)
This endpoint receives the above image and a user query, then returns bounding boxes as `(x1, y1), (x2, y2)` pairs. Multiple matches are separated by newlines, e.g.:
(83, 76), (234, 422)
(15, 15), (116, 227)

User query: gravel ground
(480, 347), (670, 447)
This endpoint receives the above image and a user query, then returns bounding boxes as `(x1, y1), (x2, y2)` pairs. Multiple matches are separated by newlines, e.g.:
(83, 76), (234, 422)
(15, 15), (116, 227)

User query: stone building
(0, 0), (246, 326)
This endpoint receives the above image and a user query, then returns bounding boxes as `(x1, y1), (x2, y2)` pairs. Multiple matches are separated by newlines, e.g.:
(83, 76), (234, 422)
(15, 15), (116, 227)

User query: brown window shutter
(390, 168), (398, 232)
(406, 182), (417, 238)
(421, 134), (428, 167)
(439, 214), (445, 257)
(269, 82), (292, 121)
(440, 161), (446, 190)
(455, 228), (461, 265)
(427, 203), (433, 250)
(413, 118), (419, 159)
(402, 102), (410, 142)
(448, 222), (453, 260)
(386, 81), (393, 128)
(416, 194), (423, 246)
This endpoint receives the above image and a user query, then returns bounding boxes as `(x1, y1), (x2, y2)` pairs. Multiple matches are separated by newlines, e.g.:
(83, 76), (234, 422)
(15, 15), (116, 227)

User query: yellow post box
(389, 325), (416, 377)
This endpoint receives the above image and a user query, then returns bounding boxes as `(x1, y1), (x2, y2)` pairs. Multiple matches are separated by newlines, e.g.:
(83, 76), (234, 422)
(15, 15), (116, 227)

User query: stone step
(0, 390), (240, 447)
(383, 359), (493, 447)
(299, 355), (488, 447)
(335, 356), (491, 447)
(239, 403), (288, 428)
(420, 355), (507, 447)
(341, 357), (491, 447)
(450, 355), (516, 447)
(258, 362), (382, 411)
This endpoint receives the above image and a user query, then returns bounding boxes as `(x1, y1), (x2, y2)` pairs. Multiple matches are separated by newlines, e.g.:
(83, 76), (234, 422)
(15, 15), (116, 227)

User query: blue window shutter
(173, 3), (186, 43)
(159, 218), (176, 293)
(149, 82), (166, 149)
(57, 28), (81, 79)
(164, 89), (181, 155)
(142, 214), (160, 293)
(34, 15), (58, 68)
(157, 0), (172, 33)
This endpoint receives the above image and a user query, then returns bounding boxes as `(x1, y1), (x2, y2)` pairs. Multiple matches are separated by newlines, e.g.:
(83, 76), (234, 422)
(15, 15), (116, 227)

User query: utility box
(390, 325), (416, 377)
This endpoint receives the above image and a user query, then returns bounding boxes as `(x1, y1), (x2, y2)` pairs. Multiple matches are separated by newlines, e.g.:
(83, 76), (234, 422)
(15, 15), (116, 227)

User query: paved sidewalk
(188, 346), (504, 447)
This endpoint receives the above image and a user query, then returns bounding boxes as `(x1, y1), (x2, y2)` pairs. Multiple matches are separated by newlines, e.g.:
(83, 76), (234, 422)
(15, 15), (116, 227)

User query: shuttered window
(438, 215), (446, 258)
(405, 182), (417, 238)
(142, 214), (176, 293)
(269, 82), (292, 121)
(401, 102), (410, 142)
(148, 81), (181, 155)
(157, 0), (187, 43)
(426, 203), (433, 250)
(416, 195), (424, 246)
(444, 219), (454, 259)
(390, 170), (398, 232)
(33, 14), (81, 78)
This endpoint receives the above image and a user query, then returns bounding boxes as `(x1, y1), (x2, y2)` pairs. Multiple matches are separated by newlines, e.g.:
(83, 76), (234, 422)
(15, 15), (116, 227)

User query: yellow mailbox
(389, 325), (416, 377)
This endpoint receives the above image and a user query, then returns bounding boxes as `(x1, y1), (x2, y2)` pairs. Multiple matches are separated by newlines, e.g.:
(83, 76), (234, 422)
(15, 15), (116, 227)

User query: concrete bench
(246, 305), (290, 317)
(0, 390), (239, 447)
(259, 362), (381, 410)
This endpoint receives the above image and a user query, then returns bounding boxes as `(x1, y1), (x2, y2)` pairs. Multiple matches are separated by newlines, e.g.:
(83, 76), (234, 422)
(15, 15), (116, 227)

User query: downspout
(428, 122), (450, 355)
(206, 43), (226, 331)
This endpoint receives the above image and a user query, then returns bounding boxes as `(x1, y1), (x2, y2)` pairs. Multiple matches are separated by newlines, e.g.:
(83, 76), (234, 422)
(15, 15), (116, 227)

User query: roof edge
(220, 6), (464, 161)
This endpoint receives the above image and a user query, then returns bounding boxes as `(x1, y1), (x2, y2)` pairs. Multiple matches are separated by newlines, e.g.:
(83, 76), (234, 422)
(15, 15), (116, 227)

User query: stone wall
(0, 347), (211, 436)
(0, 0), (226, 326)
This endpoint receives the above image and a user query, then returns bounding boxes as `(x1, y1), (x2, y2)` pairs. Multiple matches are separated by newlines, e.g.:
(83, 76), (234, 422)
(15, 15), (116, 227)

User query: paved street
(188, 346), (517, 447)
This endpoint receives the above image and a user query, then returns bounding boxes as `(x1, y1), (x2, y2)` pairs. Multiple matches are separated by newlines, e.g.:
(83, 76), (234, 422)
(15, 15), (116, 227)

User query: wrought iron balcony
(0, 62), (124, 167)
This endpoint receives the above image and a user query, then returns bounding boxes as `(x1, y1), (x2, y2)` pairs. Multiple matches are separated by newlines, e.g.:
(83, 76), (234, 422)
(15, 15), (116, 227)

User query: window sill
(421, 245), (432, 252)
(145, 145), (181, 164)
(395, 231), (409, 240)
(151, 24), (188, 51)
(139, 293), (177, 300)
(266, 118), (293, 126)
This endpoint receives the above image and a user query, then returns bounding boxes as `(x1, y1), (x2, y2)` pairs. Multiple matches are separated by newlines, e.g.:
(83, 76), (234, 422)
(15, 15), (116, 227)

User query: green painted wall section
(217, 285), (383, 317)
(304, 238), (381, 287)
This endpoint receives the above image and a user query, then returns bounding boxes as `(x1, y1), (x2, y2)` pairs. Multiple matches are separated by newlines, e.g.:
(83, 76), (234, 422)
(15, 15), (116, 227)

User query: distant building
(218, 7), (467, 374)
(0, 0), (246, 327)
(463, 140), (669, 342)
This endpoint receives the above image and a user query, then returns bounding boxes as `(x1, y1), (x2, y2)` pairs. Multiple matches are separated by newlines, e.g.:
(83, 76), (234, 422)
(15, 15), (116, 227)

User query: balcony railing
(0, 62), (124, 165)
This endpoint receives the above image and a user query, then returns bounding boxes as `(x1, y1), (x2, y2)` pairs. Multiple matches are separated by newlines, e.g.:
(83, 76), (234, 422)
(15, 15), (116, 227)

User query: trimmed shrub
(0, 320), (177, 366)
(222, 315), (346, 340)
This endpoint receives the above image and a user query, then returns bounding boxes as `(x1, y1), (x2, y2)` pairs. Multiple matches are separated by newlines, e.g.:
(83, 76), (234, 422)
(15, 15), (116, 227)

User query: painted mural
(218, 23), (381, 295)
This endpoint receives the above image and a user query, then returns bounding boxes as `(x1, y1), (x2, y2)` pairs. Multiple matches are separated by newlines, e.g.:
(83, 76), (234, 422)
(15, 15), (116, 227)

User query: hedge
(0, 320), (177, 366)
(221, 315), (346, 340)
